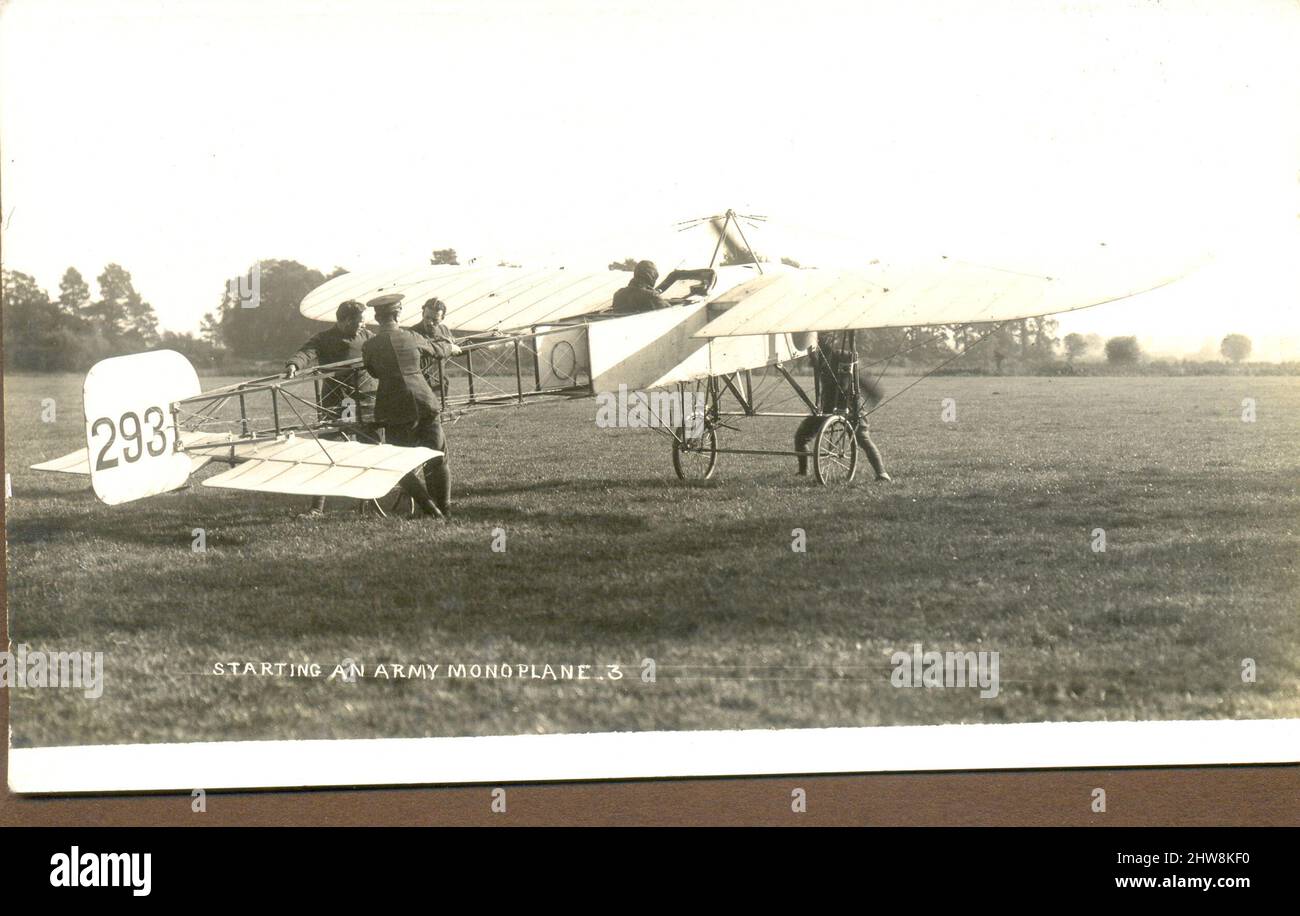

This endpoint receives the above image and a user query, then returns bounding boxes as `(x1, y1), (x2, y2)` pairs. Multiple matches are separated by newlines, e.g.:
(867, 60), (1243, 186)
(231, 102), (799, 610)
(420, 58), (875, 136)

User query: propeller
(707, 215), (753, 265)
(675, 209), (768, 268)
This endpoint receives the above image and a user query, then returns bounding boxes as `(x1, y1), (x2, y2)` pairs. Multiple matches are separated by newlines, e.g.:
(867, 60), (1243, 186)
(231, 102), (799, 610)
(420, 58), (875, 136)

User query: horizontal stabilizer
(30, 430), (238, 477)
(201, 438), (440, 500)
(30, 449), (94, 475)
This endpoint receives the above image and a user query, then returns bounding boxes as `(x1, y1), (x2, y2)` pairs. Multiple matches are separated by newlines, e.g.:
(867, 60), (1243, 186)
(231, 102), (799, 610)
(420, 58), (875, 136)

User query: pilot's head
(335, 300), (365, 336)
(633, 260), (659, 287)
(422, 297), (448, 324)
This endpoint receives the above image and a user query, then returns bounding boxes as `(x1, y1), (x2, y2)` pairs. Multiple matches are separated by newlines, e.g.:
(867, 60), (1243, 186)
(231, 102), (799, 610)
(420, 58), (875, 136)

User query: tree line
(2, 260), (342, 371)
(2, 253), (1261, 373)
(3, 265), (167, 371)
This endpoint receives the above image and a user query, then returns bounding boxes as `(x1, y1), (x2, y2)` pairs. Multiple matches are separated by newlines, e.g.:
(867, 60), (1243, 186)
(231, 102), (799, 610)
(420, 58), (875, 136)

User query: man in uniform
(794, 332), (891, 481)
(283, 300), (377, 515)
(412, 297), (458, 407)
(362, 295), (461, 520)
(609, 260), (671, 314)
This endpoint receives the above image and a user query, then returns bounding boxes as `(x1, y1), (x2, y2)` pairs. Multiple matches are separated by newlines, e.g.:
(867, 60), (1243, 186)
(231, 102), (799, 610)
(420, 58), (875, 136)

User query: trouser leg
(422, 417), (451, 515)
(793, 416), (819, 475)
(387, 420), (438, 514)
(398, 472), (434, 506)
(856, 427), (886, 477)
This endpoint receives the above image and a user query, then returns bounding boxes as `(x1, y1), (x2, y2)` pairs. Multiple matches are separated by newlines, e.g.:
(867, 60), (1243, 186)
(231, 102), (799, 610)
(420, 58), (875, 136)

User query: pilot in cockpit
(609, 261), (718, 315)
(610, 260), (670, 314)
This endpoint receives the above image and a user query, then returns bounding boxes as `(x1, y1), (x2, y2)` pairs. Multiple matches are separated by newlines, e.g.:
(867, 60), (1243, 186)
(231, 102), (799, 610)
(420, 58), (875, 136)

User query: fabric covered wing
(694, 252), (1196, 338)
(300, 265), (628, 333)
(201, 438), (440, 500)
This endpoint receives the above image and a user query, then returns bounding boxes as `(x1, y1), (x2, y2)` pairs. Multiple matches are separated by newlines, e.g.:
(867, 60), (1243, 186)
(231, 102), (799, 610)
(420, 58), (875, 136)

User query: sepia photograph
(2, 0), (1297, 795)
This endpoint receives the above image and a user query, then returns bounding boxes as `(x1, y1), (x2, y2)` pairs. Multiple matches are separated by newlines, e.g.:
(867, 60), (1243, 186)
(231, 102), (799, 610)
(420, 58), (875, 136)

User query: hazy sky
(3, 0), (1297, 357)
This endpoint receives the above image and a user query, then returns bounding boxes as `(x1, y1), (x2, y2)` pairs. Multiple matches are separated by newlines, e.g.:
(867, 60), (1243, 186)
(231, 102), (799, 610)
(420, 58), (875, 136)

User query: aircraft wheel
(672, 427), (718, 481)
(813, 415), (858, 485)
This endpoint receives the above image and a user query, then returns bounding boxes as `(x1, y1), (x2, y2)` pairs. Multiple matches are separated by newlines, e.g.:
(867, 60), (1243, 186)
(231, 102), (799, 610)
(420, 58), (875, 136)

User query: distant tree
(857, 327), (911, 364)
(209, 259), (328, 360)
(984, 322), (1020, 373)
(325, 266), (349, 281)
(945, 323), (983, 356)
(1, 270), (94, 370)
(430, 248), (459, 266)
(1030, 316), (1059, 361)
(1220, 333), (1252, 363)
(3, 270), (52, 367)
(1063, 332), (1090, 362)
(1084, 333), (1103, 354)
(607, 258), (638, 271)
(199, 311), (223, 345)
(161, 330), (222, 368)
(780, 256), (802, 269)
(56, 267), (91, 327)
(89, 263), (160, 348)
(497, 260), (522, 268)
(903, 325), (954, 363)
(1104, 335), (1142, 365)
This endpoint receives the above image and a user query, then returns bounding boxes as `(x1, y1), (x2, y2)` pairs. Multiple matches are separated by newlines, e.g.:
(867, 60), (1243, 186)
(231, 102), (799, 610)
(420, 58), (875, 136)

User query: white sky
(2, 0), (1298, 357)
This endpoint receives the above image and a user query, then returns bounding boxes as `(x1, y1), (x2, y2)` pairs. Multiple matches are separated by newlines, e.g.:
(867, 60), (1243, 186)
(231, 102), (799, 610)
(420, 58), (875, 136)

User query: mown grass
(4, 370), (1298, 746)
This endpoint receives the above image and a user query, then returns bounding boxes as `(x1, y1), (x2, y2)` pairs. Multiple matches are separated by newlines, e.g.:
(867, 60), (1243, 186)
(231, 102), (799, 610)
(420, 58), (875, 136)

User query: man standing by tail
(283, 299), (376, 515)
(794, 333), (891, 481)
(362, 295), (461, 519)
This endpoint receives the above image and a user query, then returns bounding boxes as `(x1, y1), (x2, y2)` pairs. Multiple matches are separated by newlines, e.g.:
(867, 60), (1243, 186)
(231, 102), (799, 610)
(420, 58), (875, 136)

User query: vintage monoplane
(30, 211), (1191, 509)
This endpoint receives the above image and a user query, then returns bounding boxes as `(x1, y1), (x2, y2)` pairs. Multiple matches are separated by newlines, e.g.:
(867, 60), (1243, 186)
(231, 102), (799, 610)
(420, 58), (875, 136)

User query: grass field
(4, 370), (1298, 747)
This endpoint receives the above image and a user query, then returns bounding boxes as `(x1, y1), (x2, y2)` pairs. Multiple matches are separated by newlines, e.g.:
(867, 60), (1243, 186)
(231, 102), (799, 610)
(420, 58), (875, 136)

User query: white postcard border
(9, 718), (1299, 794)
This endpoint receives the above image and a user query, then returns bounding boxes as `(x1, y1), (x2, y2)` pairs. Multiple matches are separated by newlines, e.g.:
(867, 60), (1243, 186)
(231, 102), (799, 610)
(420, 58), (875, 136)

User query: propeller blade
(708, 216), (752, 264)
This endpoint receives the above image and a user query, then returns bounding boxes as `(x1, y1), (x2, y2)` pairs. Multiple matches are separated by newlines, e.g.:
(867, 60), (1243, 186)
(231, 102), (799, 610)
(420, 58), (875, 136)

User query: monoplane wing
(200, 437), (440, 500)
(694, 251), (1199, 338)
(300, 265), (628, 334)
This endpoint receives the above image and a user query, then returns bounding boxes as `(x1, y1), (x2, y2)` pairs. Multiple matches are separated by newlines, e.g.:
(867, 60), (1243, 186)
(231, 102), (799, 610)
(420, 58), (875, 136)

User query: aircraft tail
(81, 350), (202, 505)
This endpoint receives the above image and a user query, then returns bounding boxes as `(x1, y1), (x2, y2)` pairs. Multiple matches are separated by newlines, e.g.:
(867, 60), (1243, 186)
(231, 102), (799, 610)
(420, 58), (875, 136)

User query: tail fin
(83, 350), (201, 505)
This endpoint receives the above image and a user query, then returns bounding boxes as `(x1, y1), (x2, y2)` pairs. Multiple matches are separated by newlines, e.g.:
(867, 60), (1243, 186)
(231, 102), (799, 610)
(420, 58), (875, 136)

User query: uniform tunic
(362, 325), (457, 513)
(362, 326), (455, 425)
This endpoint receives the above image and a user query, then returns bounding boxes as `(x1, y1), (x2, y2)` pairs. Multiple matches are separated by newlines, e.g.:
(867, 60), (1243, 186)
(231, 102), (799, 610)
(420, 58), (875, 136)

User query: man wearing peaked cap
(362, 295), (462, 519)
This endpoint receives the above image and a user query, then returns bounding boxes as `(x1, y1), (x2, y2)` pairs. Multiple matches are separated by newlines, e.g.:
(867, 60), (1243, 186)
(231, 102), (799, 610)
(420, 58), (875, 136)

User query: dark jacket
(412, 318), (457, 397)
(362, 326), (456, 425)
(610, 262), (669, 314)
(286, 326), (376, 419)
